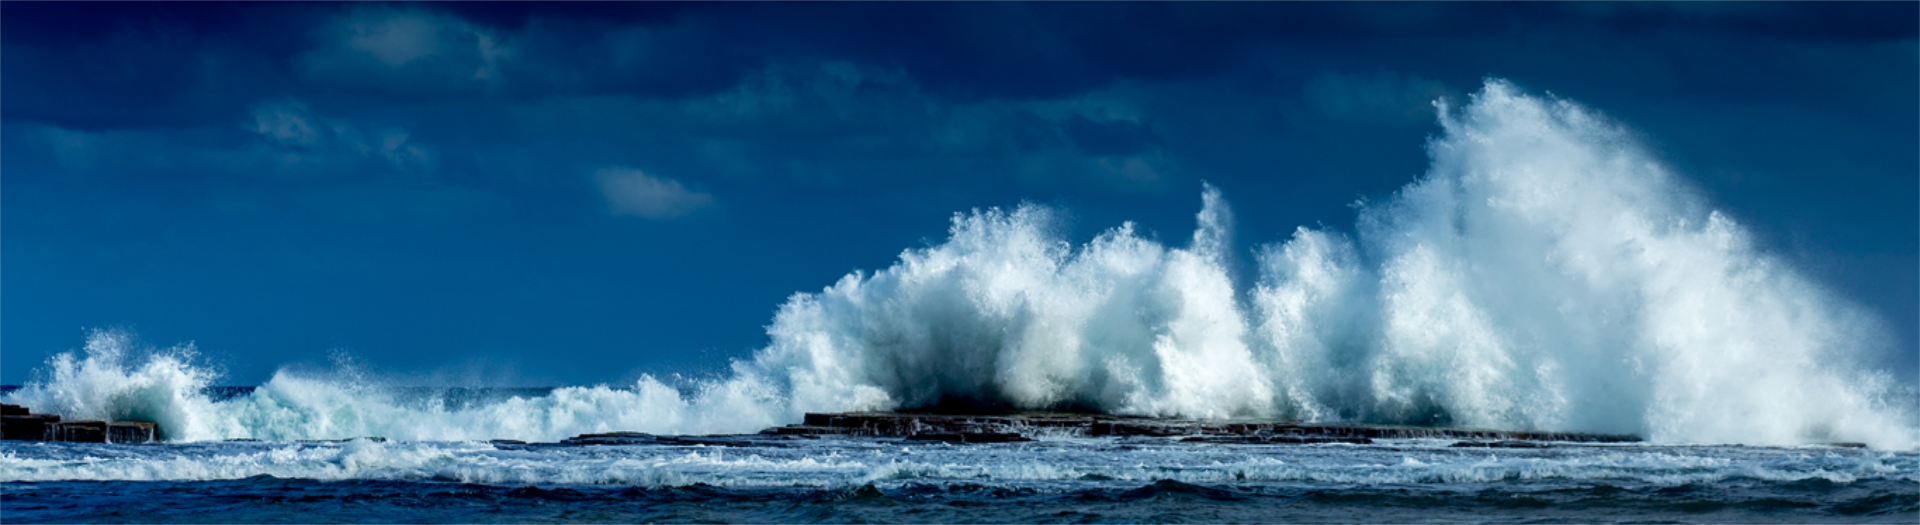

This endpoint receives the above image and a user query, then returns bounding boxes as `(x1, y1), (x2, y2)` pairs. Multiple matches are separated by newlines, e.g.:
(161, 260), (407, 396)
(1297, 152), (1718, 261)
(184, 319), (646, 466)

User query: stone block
(907, 431), (1032, 443)
(3, 414), (60, 440)
(108, 421), (157, 444)
(50, 420), (108, 443)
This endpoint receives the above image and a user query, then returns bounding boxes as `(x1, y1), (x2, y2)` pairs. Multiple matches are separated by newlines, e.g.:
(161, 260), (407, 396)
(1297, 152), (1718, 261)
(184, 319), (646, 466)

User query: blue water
(4, 436), (1914, 523)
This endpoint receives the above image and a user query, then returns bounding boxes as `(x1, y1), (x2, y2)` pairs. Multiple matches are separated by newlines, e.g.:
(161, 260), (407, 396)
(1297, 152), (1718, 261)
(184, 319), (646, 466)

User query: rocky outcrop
(760, 412), (1642, 444)
(555, 432), (811, 447)
(0, 404), (156, 443)
(3, 412), (60, 441)
(907, 431), (1032, 443)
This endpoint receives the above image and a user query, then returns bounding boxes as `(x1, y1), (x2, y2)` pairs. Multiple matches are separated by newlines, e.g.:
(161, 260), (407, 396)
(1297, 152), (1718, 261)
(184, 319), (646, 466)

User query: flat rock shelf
(1, 404), (157, 444)
(2, 401), (1645, 446)
(758, 412), (1644, 445)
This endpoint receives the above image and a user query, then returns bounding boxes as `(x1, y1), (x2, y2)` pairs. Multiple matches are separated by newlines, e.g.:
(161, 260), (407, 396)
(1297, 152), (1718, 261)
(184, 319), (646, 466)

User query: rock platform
(758, 412), (1642, 445)
(1, 404), (157, 443)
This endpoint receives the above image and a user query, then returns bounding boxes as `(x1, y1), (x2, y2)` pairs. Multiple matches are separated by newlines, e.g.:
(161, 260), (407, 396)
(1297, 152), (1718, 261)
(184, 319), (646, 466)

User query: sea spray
(1340, 80), (1911, 446)
(1251, 227), (1377, 422)
(4, 331), (784, 442)
(6, 79), (1913, 448)
(2, 331), (225, 441)
(744, 80), (1913, 447)
(745, 185), (1274, 418)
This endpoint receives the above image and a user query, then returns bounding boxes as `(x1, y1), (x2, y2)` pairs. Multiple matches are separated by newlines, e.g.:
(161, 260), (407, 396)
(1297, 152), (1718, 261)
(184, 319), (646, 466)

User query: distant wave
(6, 79), (1914, 448)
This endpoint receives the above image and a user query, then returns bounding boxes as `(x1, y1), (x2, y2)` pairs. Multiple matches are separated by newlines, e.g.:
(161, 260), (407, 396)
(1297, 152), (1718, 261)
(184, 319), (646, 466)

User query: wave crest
(7, 79), (1913, 448)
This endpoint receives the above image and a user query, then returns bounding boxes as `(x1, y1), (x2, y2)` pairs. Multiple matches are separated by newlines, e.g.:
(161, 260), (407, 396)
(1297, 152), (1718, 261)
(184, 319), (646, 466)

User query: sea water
(3, 436), (1914, 522)
(4, 79), (1916, 521)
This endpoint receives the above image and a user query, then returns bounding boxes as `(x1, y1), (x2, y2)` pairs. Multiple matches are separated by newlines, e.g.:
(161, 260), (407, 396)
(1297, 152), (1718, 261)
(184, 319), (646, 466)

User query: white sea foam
(738, 79), (1915, 448)
(4, 79), (1913, 448)
(2, 439), (1912, 486)
(2, 333), (783, 442)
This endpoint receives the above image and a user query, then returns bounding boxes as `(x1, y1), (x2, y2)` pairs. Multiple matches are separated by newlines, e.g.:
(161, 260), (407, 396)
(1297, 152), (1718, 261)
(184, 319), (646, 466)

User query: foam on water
(2, 331), (783, 442)
(4, 79), (1914, 448)
(737, 79), (1915, 448)
(3, 439), (1913, 487)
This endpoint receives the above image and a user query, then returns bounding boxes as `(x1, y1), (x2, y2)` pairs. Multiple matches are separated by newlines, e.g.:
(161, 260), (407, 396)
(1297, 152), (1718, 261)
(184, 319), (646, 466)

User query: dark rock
(1092, 420), (1193, 437)
(0, 405), (165, 444)
(561, 432), (659, 445)
(1180, 434), (1373, 445)
(295, 437), (388, 443)
(767, 425), (862, 436)
(907, 432), (1032, 443)
(50, 420), (108, 443)
(1450, 440), (1547, 449)
(107, 421), (156, 444)
(556, 432), (812, 447)
(3, 414), (60, 440)
(765, 412), (1642, 445)
(654, 435), (782, 447)
(1820, 442), (1869, 448)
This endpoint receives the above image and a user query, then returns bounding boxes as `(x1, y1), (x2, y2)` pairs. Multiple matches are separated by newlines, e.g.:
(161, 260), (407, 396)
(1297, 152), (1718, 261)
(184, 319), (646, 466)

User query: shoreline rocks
(1, 404), (157, 444)
(1, 404), (1650, 447)
(759, 412), (1643, 445)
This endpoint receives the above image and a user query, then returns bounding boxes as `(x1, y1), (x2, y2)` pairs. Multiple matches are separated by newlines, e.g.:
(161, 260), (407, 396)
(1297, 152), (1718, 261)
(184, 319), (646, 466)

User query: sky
(3, 2), (1915, 386)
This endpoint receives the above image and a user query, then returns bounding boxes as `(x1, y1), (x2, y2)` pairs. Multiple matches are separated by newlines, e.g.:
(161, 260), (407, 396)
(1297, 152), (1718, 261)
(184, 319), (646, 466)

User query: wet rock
(907, 432), (1032, 444)
(765, 412), (1641, 445)
(1092, 420), (1193, 437)
(561, 431), (658, 445)
(654, 435), (791, 447)
(1180, 434), (1373, 445)
(1450, 440), (1547, 449)
(50, 420), (108, 443)
(557, 432), (812, 447)
(295, 437), (389, 443)
(0, 405), (161, 443)
(108, 422), (157, 444)
(2, 414), (60, 441)
(765, 425), (863, 436)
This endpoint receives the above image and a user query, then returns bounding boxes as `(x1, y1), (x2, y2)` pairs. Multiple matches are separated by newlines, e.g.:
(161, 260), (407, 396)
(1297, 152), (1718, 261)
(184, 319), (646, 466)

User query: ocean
(5, 430), (1914, 523)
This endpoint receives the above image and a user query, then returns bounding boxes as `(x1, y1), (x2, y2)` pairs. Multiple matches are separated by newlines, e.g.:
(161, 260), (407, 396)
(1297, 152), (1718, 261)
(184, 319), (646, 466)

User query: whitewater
(4, 79), (1915, 450)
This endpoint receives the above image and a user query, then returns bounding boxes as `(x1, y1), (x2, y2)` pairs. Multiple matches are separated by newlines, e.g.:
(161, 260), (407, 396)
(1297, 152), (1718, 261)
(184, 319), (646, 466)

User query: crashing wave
(6, 79), (1913, 448)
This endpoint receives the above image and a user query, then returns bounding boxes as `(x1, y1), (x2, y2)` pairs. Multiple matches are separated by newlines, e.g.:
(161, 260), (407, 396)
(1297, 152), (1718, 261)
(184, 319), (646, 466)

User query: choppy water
(3, 438), (1914, 523)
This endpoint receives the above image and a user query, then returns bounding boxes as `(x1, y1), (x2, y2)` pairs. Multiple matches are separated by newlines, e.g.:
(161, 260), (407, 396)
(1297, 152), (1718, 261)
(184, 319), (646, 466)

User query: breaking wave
(1, 331), (784, 442)
(5, 79), (1914, 448)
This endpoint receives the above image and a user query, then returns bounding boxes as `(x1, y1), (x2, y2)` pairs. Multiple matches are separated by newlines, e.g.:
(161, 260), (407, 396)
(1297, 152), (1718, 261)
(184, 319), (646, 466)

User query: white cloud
(347, 12), (445, 67)
(301, 7), (514, 89)
(245, 99), (435, 175)
(250, 100), (325, 149)
(596, 168), (714, 219)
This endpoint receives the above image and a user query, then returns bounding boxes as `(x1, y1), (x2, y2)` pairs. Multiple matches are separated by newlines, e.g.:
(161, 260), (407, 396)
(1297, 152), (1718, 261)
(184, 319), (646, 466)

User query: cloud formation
(597, 168), (713, 219)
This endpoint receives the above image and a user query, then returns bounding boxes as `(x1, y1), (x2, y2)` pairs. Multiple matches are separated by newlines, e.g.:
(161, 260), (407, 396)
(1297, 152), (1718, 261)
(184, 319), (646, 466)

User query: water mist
(7, 79), (1912, 449)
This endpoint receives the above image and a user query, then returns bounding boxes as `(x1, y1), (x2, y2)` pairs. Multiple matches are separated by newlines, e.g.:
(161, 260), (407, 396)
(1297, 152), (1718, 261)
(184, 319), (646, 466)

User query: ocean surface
(4, 433), (1915, 523)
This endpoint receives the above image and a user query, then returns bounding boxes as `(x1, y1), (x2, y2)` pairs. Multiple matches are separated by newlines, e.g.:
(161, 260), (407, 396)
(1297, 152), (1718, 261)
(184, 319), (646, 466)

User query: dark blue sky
(4, 2), (1915, 386)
